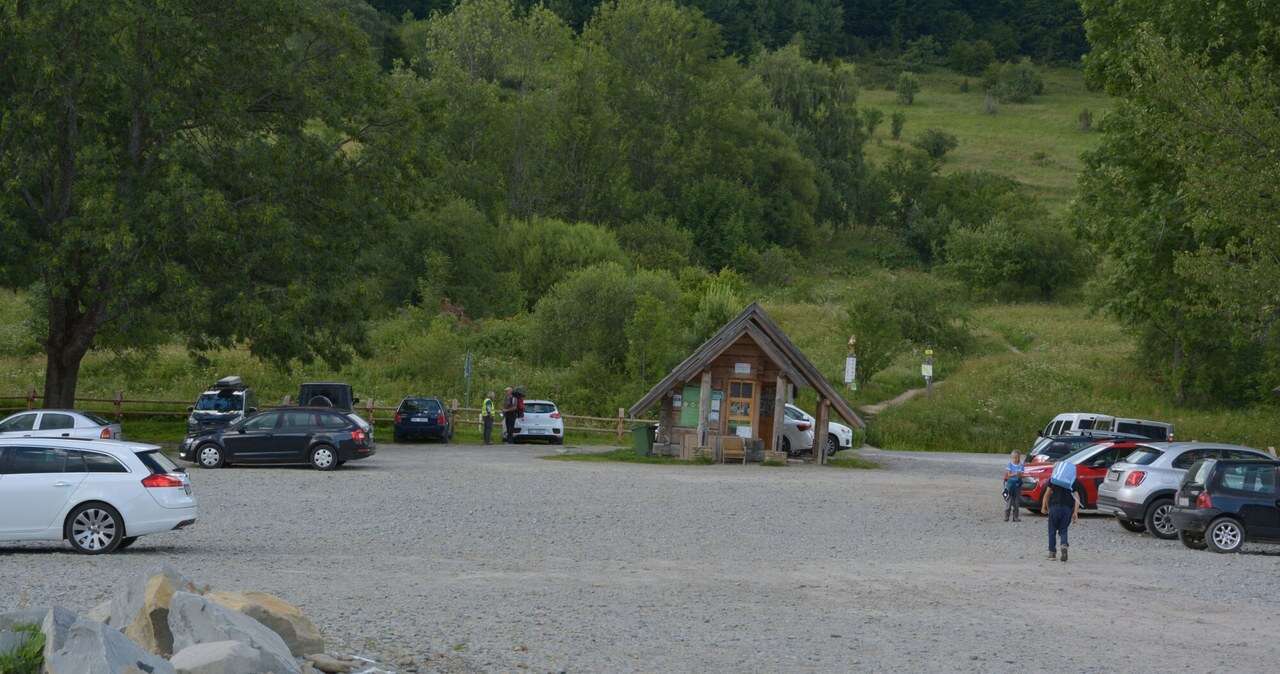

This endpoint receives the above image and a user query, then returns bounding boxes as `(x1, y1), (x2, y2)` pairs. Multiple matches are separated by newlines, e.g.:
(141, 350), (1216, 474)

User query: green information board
(679, 385), (722, 427)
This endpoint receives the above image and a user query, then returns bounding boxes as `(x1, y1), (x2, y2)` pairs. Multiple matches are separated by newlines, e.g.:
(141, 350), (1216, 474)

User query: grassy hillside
(861, 66), (1111, 213)
(871, 304), (1280, 454)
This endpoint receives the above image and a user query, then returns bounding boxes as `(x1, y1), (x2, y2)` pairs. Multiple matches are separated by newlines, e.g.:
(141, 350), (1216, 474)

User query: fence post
(616, 408), (625, 444)
(366, 398), (376, 424)
(113, 390), (124, 421)
(26, 389), (36, 410)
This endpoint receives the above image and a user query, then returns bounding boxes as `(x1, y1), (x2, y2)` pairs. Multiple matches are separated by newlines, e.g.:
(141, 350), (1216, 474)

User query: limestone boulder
(167, 592), (299, 674)
(169, 640), (277, 674)
(205, 591), (323, 657)
(96, 564), (199, 656)
(40, 606), (176, 674)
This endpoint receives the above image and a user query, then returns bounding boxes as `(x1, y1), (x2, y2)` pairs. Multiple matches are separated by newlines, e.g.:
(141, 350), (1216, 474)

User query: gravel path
(3, 443), (1279, 672)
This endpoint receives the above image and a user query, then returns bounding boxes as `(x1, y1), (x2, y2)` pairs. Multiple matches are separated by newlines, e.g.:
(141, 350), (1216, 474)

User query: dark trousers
(482, 415), (493, 444)
(1048, 506), (1072, 552)
(1004, 479), (1021, 520)
(503, 412), (517, 442)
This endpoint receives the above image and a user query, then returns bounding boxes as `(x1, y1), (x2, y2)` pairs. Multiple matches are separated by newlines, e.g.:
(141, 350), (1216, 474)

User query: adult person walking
(1041, 460), (1081, 561)
(481, 391), (497, 445)
(502, 386), (518, 444)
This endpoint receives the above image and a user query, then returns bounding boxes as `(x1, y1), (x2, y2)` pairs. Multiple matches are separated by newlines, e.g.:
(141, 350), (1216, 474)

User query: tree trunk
(42, 346), (86, 409)
(41, 293), (103, 409)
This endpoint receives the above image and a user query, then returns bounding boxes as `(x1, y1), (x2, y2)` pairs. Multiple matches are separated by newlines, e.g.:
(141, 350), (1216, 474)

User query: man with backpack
(1041, 460), (1081, 561)
(502, 386), (518, 443)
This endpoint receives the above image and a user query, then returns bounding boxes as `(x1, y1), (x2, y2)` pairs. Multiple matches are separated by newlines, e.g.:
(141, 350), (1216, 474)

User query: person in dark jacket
(501, 387), (517, 443)
(1041, 476), (1080, 561)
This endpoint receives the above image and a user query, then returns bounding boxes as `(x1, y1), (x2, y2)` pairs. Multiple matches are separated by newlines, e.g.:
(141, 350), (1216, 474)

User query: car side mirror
(187, 406), (194, 413)
(248, 407), (258, 415)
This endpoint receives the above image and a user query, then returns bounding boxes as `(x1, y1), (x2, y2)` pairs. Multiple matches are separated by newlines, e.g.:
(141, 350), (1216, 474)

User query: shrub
(945, 216), (1084, 300)
(912, 128), (959, 161)
(890, 111), (906, 139)
(895, 73), (920, 105)
(1078, 108), (1093, 131)
(947, 39), (995, 76)
(845, 293), (906, 389)
(499, 218), (627, 311)
(982, 59), (1044, 103)
(861, 108), (884, 139)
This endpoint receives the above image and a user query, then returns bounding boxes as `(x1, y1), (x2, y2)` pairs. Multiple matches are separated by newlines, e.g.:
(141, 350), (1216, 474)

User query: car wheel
(1205, 517), (1245, 553)
(117, 536), (139, 551)
(1178, 530), (1207, 551)
(781, 437), (792, 455)
(825, 434), (839, 456)
(196, 444), (224, 469)
(65, 503), (125, 555)
(1144, 498), (1178, 540)
(1118, 518), (1146, 533)
(310, 445), (338, 471)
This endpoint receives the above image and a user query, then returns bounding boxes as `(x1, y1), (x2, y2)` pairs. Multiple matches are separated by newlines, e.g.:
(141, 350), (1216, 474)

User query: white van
(1039, 412), (1115, 438)
(1101, 417), (1173, 441)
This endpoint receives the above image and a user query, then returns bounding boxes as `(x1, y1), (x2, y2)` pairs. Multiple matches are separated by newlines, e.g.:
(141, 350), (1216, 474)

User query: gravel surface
(3, 443), (1279, 672)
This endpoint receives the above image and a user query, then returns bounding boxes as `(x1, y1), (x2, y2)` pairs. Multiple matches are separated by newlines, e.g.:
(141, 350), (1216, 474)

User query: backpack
(515, 391), (525, 418)
(1050, 460), (1077, 490)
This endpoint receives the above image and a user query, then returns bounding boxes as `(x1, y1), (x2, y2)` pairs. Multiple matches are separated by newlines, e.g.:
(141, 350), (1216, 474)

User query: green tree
(845, 295), (905, 389)
(912, 129), (959, 160)
(896, 72), (921, 104)
(947, 39), (995, 75)
(0, 0), (408, 406)
(890, 111), (907, 140)
(626, 293), (685, 385)
(983, 59), (1044, 103)
(499, 218), (627, 310)
(945, 216), (1082, 300)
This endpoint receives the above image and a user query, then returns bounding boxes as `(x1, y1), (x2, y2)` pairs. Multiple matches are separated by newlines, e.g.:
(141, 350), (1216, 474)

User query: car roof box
(214, 375), (245, 390)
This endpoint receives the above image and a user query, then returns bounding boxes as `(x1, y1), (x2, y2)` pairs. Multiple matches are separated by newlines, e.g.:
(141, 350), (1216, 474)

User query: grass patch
(0, 623), (45, 674)
(543, 448), (713, 465)
(861, 66), (1111, 214)
(827, 453), (880, 469)
(869, 304), (1280, 453)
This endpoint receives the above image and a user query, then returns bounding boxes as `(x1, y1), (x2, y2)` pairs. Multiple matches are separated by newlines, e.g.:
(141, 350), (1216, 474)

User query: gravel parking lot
(3, 443), (1279, 672)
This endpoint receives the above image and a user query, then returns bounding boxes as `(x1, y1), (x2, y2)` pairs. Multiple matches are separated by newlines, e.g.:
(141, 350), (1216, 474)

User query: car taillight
(141, 473), (184, 489)
(352, 428), (367, 444)
(100, 427), (112, 439)
(797, 422), (811, 431)
(436, 413), (446, 425)
(1124, 471), (1146, 487)
(550, 412), (561, 419)
(1195, 492), (1213, 509)
(394, 413), (402, 424)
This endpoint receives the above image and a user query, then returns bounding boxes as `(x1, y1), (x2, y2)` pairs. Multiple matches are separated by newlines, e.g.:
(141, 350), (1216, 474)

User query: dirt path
(858, 382), (940, 417)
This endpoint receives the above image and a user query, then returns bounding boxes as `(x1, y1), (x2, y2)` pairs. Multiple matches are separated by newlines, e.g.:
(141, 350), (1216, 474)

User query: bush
(901, 36), (941, 72)
(890, 111), (906, 139)
(500, 218), (627, 311)
(912, 129), (959, 160)
(945, 216), (1084, 300)
(982, 59), (1044, 103)
(1078, 108), (1093, 131)
(947, 40), (995, 76)
(895, 73), (920, 105)
(862, 108), (884, 139)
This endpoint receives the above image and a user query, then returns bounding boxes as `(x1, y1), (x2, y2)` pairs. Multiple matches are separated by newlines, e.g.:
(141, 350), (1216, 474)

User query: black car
(178, 407), (375, 471)
(393, 397), (452, 443)
(1026, 431), (1148, 464)
(298, 382), (358, 412)
(1171, 458), (1280, 553)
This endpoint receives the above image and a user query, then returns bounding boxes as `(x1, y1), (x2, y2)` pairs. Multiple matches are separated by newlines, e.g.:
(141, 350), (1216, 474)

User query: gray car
(0, 409), (123, 441)
(1096, 442), (1274, 539)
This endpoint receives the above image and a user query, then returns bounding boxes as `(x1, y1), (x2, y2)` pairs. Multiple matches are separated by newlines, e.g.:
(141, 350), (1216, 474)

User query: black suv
(1171, 458), (1280, 553)
(178, 407), (375, 471)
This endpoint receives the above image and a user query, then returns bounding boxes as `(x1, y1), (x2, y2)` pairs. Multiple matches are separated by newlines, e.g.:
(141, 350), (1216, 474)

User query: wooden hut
(629, 303), (864, 464)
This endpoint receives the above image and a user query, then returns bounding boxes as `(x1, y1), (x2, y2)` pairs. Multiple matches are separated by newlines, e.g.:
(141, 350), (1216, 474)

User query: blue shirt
(1005, 461), (1024, 484)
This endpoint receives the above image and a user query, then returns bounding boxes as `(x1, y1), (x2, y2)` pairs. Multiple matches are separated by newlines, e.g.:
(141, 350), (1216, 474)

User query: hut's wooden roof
(628, 302), (864, 428)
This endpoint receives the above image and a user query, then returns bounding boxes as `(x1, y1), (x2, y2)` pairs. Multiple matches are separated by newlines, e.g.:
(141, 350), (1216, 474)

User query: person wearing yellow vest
(481, 392), (496, 445)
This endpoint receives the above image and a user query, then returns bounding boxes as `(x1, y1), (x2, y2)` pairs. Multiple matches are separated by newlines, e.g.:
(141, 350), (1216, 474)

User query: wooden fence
(0, 391), (655, 442)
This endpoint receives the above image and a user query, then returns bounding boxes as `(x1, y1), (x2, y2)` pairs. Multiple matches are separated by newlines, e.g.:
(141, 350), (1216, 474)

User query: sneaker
(1047, 550), (1057, 560)
(1060, 546), (1069, 562)
(1004, 514), (1010, 522)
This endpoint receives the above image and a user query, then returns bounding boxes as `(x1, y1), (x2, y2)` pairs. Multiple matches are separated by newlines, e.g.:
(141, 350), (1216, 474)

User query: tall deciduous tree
(0, 0), (416, 405)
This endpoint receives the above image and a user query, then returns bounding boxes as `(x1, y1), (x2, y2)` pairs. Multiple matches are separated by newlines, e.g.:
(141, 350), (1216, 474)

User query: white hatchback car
(513, 400), (565, 445)
(784, 403), (855, 456)
(0, 409), (123, 440)
(0, 439), (196, 554)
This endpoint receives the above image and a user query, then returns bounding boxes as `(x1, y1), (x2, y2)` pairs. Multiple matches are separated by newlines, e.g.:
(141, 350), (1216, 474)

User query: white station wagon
(0, 439), (196, 554)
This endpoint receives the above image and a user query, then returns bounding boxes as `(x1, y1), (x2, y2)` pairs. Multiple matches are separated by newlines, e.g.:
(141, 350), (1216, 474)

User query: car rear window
(81, 412), (113, 426)
(136, 449), (180, 475)
(1215, 463), (1278, 494)
(1123, 448), (1164, 466)
(400, 398), (442, 414)
(525, 402), (556, 415)
(320, 414), (352, 429)
(1117, 422), (1169, 441)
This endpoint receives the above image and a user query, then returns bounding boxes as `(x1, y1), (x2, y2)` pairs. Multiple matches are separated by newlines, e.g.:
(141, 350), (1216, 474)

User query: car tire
(196, 443), (224, 469)
(781, 437), (792, 455)
(825, 434), (840, 456)
(1205, 517), (1245, 553)
(117, 536), (139, 551)
(1117, 518), (1146, 533)
(65, 502), (125, 555)
(309, 445), (339, 471)
(1178, 530), (1207, 551)
(1144, 498), (1178, 540)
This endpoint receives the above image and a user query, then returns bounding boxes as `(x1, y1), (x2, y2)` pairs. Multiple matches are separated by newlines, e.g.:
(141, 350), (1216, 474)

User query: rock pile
(0, 564), (372, 674)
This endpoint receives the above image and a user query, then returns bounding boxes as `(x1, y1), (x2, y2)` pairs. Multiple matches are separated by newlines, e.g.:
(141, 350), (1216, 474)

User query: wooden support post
(616, 407), (625, 444)
(366, 398), (376, 424)
(27, 389), (36, 410)
(113, 390), (124, 421)
(814, 398), (830, 465)
(659, 393), (674, 445)
(772, 375), (787, 453)
(696, 371), (712, 447)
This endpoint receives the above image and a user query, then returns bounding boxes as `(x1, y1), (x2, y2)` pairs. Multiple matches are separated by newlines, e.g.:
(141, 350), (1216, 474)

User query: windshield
(525, 402), (556, 414)
(195, 391), (243, 413)
(1123, 448), (1164, 466)
(400, 398), (441, 414)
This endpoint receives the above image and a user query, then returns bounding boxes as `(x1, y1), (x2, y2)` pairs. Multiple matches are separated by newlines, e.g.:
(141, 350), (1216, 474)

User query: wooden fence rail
(0, 391), (656, 442)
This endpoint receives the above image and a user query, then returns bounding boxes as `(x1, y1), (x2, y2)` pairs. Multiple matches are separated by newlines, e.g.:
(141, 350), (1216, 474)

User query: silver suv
(1097, 442), (1273, 539)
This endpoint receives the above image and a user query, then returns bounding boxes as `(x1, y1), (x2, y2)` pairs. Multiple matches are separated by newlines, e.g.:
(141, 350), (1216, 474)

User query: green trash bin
(632, 424), (655, 456)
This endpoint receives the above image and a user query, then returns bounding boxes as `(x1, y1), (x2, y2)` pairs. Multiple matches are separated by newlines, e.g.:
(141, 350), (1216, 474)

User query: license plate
(1177, 496), (1188, 506)
(1108, 470), (1121, 481)
(412, 417), (430, 422)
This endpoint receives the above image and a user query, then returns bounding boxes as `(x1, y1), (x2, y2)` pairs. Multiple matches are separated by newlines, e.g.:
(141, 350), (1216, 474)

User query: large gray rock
(94, 564), (200, 656)
(40, 606), (176, 674)
(0, 608), (49, 630)
(167, 592), (299, 674)
(169, 640), (274, 674)
(205, 591), (323, 656)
